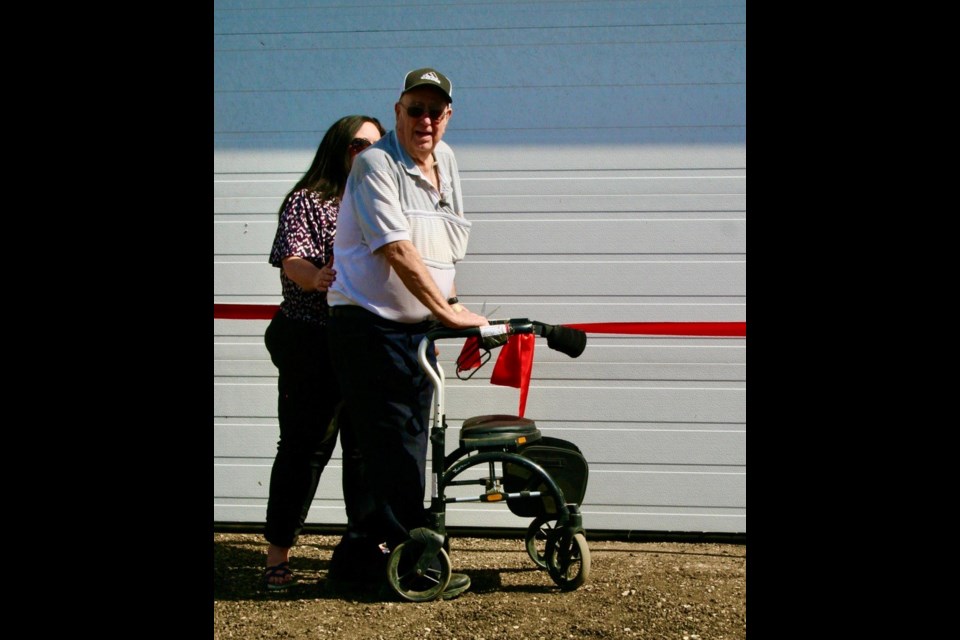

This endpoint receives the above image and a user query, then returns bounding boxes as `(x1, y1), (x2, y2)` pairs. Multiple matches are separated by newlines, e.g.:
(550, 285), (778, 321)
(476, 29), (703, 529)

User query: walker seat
(459, 414), (542, 449)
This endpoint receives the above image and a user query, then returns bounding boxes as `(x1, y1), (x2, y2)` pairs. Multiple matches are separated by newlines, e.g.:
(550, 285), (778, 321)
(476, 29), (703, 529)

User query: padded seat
(459, 414), (542, 450)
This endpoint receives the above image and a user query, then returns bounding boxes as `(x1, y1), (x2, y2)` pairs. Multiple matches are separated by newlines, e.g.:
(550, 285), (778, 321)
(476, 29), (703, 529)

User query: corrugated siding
(214, 0), (746, 533)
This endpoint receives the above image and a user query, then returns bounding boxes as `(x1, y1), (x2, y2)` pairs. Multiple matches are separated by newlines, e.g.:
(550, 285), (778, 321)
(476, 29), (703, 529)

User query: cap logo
(420, 71), (441, 84)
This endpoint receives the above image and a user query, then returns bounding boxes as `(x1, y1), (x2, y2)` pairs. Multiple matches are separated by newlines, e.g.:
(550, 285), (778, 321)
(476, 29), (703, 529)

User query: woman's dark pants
(263, 311), (355, 548)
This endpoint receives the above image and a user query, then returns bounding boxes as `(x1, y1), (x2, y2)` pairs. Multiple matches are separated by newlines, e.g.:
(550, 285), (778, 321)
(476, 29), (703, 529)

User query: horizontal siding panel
(213, 460), (744, 530)
(456, 261), (744, 296)
(215, 423), (744, 466)
(216, 85), (743, 134)
(215, 382), (275, 418)
(215, 45), (743, 95)
(213, 173), (299, 199)
(583, 468), (744, 507)
(214, 172), (744, 199)
(214, 423), (279, 458)
(213, 0), (746, 36)
(215, 382), (745, 424)
(462, 175), (745, 197)
(215, 220), (276, 255)
(215, 218), (745, 256)
(215, 145), (746, 175)
(213, 294), (281, 305)
(214, 192), (747, 215)
(214, 260), (745, 296)
(423, 305), (748, 324)
(458, 145), (745, 173)
(215, 462), (742, 508)
(212, 501), (745, 534)
(215, 359), (745, 382)
(468, 386), (746, 423)
(213, 321), (273, 344)
(214, 501), (347, 526)
(215, 120), (745, 152)
(468, 219), (745, 254)
(214, 262), (292, 296)
(545, 429), (745, 466)
(575, 508), (744, 533)
(215, 22), (745, 55)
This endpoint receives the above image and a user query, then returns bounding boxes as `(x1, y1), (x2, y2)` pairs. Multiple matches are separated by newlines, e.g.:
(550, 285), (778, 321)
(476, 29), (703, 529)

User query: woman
(263, 115), (386, 590)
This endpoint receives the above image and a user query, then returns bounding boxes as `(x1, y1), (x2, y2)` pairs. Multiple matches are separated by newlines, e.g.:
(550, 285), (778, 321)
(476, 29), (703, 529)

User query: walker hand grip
(543, 324), (588, 358)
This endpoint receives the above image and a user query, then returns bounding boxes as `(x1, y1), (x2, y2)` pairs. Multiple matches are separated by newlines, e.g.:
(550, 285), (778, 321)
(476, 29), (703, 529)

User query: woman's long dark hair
(281, 114), (386, 210)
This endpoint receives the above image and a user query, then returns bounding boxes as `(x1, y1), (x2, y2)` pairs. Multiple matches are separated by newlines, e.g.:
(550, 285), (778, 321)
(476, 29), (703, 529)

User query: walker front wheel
(525, 516), (556, 570)
(386, 540), (452, 602)
(544, 532), (590, 591)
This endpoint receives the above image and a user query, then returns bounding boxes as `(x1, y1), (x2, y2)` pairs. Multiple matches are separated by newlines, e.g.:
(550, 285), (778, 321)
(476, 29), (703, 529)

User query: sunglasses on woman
(348, 138), (373, 153)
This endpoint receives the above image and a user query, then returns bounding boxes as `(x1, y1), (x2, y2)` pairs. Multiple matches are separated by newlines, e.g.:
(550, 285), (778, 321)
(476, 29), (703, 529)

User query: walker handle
(423, 318), (587, 358)
(424, 318), (530, 343)
(535, 322), (588, 358)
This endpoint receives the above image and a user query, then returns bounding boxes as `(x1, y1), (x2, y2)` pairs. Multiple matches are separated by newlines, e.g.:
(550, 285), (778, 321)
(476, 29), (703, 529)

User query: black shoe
(441, 572), (470, 600)
(378, 571), (471, 601)
(327, 538), (388, 587)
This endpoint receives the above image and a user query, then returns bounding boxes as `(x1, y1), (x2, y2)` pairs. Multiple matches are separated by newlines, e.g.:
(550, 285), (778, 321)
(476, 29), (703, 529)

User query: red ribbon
(213, 303), (278, 320)
(215, 304), (745, 417)
(564, 321), (746, 337)
(214, 305), (746, 338)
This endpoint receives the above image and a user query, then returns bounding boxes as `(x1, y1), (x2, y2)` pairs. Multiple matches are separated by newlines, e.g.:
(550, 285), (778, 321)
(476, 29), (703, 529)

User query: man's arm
(379, 240), (487, 328)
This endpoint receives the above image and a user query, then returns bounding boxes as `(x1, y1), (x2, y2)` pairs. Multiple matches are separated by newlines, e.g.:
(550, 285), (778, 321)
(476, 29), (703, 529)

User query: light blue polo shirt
(328, 130), (472, 322)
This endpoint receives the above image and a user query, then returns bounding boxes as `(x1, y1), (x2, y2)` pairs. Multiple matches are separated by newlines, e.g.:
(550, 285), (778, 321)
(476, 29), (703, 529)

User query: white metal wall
(214, 0), (746, 534)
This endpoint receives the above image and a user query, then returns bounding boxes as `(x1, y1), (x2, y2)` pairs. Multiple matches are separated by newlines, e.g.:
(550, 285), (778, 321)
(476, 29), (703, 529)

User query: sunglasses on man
(400, 102), (448, 120)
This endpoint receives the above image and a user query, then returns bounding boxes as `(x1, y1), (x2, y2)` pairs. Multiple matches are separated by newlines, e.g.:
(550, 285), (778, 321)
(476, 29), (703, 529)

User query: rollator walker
(385, 318), (592, 602)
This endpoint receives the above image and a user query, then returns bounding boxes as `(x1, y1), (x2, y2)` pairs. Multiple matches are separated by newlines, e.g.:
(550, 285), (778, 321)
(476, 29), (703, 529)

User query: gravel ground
(214, 532), (746, 639)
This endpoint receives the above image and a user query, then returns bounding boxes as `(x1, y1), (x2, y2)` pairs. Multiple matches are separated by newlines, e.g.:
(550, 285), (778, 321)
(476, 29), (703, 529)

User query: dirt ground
(213, 531), (746, 639)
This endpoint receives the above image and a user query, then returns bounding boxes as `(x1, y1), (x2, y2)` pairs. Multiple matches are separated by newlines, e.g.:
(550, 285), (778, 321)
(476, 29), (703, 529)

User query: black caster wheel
(525, 515), (556, 570)
(386, 539), (452, 602)
(545, 531), (591, 591)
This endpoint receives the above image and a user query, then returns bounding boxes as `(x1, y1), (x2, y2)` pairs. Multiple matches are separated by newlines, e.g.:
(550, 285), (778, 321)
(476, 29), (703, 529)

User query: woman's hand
(312, 257), (337, 292)
(281, 255), (336, 292)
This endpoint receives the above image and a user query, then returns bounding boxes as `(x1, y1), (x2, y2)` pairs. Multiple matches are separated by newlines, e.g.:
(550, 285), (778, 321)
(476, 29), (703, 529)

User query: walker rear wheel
(386, 540), (452, 602)
(544, 532), (590, 591)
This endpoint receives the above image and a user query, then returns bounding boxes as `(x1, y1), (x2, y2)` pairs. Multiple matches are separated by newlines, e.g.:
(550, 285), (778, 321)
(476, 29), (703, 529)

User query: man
(325, 68), (487, 600)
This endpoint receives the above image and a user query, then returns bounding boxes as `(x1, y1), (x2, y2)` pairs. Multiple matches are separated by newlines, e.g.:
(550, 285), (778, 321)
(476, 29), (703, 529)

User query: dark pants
(263, 311), (362, 548)
(327, 305), (436, 549)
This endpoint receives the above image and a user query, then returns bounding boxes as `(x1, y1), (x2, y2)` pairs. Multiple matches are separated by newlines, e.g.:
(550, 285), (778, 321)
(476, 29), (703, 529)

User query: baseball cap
(401, 67), (453, 104)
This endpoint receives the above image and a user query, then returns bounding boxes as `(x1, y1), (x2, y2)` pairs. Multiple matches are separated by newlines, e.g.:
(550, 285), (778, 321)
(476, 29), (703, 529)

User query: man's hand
(444, 304), (488, 329)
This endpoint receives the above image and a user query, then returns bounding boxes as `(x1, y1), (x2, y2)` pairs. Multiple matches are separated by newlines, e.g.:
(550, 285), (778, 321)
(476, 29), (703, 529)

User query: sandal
(264, 561), (296, 591)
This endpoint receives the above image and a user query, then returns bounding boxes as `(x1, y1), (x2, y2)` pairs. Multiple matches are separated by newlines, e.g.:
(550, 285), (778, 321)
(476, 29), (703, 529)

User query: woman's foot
(264, 544), (295, 590)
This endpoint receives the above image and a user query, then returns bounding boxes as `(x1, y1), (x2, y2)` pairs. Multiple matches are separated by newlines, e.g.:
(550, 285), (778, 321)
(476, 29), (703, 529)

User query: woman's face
(348, 121), (383, 167)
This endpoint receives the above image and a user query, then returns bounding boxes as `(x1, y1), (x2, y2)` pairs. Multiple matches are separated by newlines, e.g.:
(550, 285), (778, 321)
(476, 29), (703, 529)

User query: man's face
(395, 86), (452, 160)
